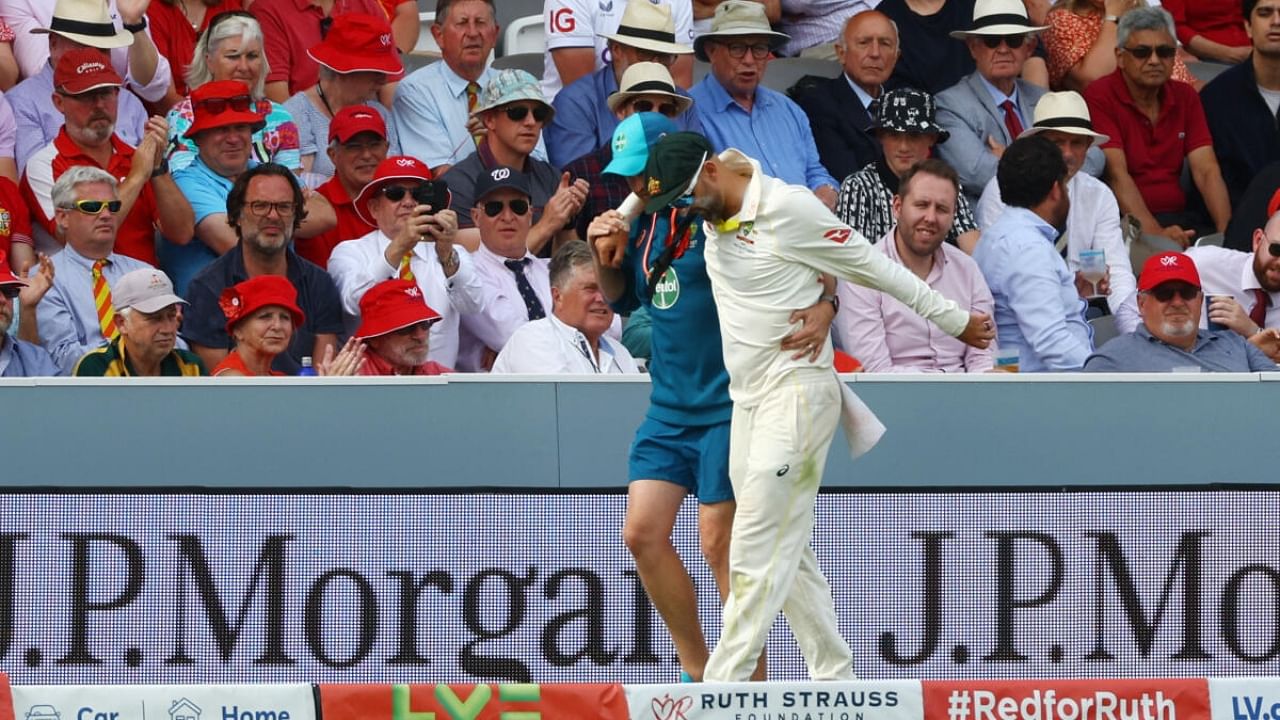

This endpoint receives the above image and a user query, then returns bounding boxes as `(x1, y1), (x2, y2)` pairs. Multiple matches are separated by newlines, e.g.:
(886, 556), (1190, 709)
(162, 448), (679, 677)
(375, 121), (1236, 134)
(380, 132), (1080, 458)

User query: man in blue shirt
(974, 134), (1092, 371)
(545, 0), (699, 169)
(1085, 252), (1279, 372)
(584, 113), (835, 681)
(0, 249), (58, 377)
(689, 1), (839, 208)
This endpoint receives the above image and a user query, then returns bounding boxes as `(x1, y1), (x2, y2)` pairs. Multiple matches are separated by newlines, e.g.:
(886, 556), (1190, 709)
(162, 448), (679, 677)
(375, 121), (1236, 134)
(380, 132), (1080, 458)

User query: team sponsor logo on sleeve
(825, 228), (852, 245)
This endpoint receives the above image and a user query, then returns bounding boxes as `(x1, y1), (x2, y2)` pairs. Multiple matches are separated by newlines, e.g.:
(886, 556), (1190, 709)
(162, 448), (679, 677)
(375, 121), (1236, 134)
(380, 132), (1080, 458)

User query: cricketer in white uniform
(641, 132), (993, 682)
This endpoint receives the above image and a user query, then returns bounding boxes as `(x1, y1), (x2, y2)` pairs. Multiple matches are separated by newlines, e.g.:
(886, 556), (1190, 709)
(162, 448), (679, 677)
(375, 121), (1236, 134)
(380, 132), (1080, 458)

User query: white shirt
(492, 314), (638, 374)
(457, 244), (552, 372)
(976, 170), (1140, 334)
(327, 229), (485, 368)
(1185, 245), (1280, 330)
(541, 0), (694, 100)
(702, 151), (969, 407)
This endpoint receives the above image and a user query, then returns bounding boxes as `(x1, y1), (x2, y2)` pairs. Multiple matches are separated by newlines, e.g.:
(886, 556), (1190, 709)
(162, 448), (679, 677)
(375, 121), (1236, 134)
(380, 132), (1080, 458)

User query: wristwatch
(820, 293), (839, 313)
(150, 157), (169, 178)
(1103, 15), (1119, 22)
(122, 17), (147, 32)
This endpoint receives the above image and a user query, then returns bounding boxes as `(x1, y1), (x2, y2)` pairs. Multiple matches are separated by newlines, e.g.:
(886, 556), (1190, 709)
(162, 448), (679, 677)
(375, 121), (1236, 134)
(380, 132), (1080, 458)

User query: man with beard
(354, 279), (450, 375)
(1084, 252), (1278, 371)
(22, 47), (193, 267)
(837, 159), (995, 372)
(973, 134), (1091, 371)
(1187, 192), (1280, 342)
(182, 163), (344, 375)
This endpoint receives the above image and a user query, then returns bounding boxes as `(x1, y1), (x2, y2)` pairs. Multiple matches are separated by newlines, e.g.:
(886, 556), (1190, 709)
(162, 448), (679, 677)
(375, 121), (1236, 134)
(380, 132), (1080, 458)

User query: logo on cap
(379, 33), (392, 46)
(406, 286), (420, 298)
(491, 167), (511, 181)
(353, 111), (374, 120)
(1161, 256), (1178, 267)
(395, 158), (415, 167)
(77, 61), (106, 75)
(613, 133), (628, 153)
(147, 272), (165, 289)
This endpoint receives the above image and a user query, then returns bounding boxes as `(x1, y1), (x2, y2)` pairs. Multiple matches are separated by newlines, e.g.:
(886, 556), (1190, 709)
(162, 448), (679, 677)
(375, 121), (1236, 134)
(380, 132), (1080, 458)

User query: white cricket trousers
(703, 374), (855, 682)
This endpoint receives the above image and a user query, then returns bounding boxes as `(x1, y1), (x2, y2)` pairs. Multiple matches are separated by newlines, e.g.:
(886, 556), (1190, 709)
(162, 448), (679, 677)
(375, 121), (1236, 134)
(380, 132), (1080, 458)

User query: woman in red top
(1044, 0), (1199, 91)
(214, 275), (365, 376)
(1162, 0), (1250, 64)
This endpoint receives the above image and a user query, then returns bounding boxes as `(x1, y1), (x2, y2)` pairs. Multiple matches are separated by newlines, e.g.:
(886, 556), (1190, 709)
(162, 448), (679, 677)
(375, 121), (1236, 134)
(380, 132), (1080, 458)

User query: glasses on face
(340, 138), (388, 153)
(1122, 44), (1177, 60)
(0, 286), (19, 300)
(246, 200), (296, 217)
(721, 41), (771, 59)
(62, 199), (122, 215)
(58, 87), (119, 104)
(377, 184), (423, 202)
(634, 49), (676, 66)
(1145, 284), (1201, 302)
(481, 198), (530, 217)
(503, 104), (551, 123)
(979, 34), (1026, 49)
(631, 99), (679, 116)
(196, 94), (254, 114)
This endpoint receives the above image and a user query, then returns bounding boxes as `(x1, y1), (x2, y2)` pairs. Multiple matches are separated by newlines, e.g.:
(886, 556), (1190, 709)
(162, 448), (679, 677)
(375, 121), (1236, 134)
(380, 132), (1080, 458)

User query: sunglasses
(482, 199), (530, 217)
(1122, 44), (1177, 60)
(196, 94), (254, 114)
(246, 200), (296, 217)
(205, 10), (255, 40)
(63, 199), (122, 215)
(979, 34), (1026, 49)
(503, 104), (551, 123)
(722, 42), (771, 59)
(0, 286), (19, 300)
(1146, 285), (1201, 302)
(631, 99), (679, 116)
(377, 184), (423, 202)
(1269, 242), (1280, 257)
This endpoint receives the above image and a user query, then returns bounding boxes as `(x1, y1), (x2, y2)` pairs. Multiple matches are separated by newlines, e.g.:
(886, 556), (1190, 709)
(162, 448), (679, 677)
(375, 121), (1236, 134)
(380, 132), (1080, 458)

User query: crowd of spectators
(2, 0), (1280, 378)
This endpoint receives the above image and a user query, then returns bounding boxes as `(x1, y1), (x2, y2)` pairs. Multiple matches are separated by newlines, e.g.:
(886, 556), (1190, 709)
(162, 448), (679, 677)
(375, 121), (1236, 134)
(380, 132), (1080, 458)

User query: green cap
(641, 132), (714, 214)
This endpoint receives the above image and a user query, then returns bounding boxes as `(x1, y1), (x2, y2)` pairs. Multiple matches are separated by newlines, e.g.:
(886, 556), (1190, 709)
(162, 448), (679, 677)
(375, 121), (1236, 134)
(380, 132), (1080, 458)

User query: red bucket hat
(219, 275), (306, 334)
(0, 249), (27, 293)
(54, 47), (122, 95)
(328, 104), (387, 144)
(307, 13), (404, 79)
(353, 156), (449, 225)
(1139, 252), (1201, 292)
(184, 80), (267, 139)
(355, 279), (442, 339)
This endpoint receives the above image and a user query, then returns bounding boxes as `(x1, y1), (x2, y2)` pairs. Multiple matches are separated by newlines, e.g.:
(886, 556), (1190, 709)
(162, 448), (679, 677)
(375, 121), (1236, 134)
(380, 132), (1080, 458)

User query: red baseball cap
(0, 249), (27, 293)
(54, 47), (122, 95)
(355, 279), (442, 339)
(353, 156), (448, 225)
(218, 275), (306, 334)
(1139, 251), (1201, 291)
(307, 13), (404, 79)
(184, 80), (266, 139)
(1268, 187), (1280, 218)
(328, 104), (387, 144)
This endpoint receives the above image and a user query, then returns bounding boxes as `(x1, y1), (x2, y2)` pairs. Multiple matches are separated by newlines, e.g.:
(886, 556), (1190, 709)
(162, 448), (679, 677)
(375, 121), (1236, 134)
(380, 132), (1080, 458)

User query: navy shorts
(628, 416), (734, 504)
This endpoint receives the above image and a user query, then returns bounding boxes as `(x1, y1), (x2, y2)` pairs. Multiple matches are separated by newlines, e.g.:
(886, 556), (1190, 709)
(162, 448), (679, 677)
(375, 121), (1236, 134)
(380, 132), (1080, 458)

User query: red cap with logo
(1139, 251), (1201, 291)
(307, 13), (403, 79)
(328, 104), (387, 144)
(355, 279), (442, 339)
(353, 156), (445, 225)
(54, 47), (122, 95)
(0, 249), (27, 292)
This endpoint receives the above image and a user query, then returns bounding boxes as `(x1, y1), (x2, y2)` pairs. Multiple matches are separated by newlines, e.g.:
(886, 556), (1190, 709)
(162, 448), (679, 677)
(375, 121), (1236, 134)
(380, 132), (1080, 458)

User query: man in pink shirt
(835, 158), (996, 372)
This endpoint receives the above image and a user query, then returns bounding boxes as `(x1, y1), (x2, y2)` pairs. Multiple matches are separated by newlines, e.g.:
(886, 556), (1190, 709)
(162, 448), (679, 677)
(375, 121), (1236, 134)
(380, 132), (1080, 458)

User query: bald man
(796, 11), (901, 182)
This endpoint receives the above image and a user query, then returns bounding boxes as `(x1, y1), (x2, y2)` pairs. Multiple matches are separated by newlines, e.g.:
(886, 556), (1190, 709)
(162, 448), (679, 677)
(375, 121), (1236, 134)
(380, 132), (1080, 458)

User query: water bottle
(298, 356), (317, 376)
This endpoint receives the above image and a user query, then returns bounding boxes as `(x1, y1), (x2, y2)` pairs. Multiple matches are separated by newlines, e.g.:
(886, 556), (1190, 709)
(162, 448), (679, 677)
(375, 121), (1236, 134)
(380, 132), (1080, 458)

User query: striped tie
(91, 259), (119, 341)
(467, 81), (483, 146)
(398, 253), (415, 282)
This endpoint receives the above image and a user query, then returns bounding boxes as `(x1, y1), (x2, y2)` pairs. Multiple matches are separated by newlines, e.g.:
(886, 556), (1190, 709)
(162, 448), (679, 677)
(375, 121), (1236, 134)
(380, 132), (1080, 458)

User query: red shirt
(251, 0), (385, 97)
(1085, 70), (1213, 215)
(359, 351), (451, 375)
(146, 0), (244, 97)
(20, 129), (162, 266)
(1162, 0), (1249, 50)
(295, 176), (373, 268)
(0, 177), (33, 259)
(212, 350), (287, 376)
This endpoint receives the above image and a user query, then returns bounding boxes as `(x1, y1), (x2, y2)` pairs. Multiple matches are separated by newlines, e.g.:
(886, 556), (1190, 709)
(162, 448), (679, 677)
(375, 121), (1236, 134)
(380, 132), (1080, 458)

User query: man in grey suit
(935, 0), (1102, 205)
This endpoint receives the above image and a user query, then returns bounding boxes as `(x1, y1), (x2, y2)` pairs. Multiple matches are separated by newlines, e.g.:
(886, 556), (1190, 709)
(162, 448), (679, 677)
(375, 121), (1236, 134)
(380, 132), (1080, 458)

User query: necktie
(398, 253), (415, 282)
(91, 259), (119, 341)
(1250, 288), (1271, 329)
(1000, 99), (1024, 141)
(466, 81), (483, 147)
(504, 257), (546, 321)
